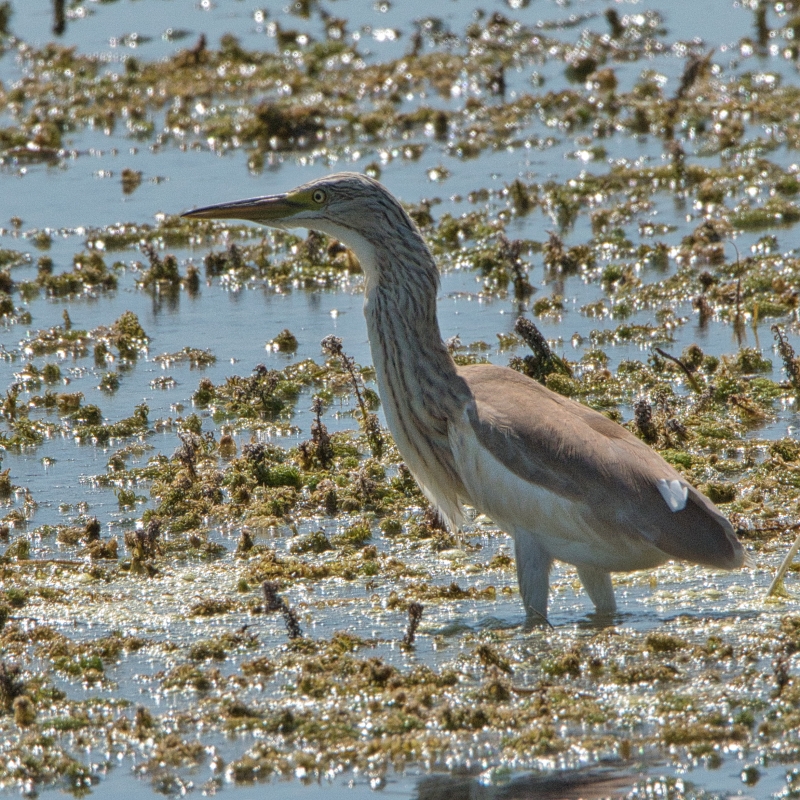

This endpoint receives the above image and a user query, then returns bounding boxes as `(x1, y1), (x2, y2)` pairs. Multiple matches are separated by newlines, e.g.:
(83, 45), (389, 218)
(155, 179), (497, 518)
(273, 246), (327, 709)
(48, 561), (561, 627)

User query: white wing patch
(657, 478), (688, 512)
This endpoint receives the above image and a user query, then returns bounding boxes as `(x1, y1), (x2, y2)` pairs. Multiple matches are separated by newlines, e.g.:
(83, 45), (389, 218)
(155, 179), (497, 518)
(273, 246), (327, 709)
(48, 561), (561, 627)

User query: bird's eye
(312, 189), (326, 204)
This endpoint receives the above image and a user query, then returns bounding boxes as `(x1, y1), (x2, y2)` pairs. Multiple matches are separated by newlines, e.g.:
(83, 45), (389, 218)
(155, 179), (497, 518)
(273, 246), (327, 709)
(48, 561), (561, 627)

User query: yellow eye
(312, 189), (326, 204)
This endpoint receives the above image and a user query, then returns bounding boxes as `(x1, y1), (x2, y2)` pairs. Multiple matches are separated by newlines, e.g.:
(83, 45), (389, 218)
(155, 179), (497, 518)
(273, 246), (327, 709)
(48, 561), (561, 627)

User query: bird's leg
(513, 534), (553, 623)
(576, 564), (617, 613)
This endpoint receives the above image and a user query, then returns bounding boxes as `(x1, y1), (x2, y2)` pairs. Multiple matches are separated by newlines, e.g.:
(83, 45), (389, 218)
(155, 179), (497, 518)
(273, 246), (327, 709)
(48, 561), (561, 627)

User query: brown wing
(458, 364), (744, 569)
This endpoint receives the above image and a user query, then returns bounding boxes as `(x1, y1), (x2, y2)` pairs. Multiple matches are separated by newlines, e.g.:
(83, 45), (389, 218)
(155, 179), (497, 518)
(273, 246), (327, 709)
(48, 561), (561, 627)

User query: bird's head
(181, 172), (425, 280)
(183, 172), (438, 285)
(182, 172), (375, 228)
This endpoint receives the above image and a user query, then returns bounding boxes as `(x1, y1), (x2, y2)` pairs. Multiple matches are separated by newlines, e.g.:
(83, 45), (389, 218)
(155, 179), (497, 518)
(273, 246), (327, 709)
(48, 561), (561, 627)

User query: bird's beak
(181, 193), (303, 226)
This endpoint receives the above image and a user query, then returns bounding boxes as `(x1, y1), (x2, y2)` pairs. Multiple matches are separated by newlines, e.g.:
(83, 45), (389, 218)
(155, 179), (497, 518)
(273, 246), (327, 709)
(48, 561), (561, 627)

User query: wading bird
(183, 173), (747, 622)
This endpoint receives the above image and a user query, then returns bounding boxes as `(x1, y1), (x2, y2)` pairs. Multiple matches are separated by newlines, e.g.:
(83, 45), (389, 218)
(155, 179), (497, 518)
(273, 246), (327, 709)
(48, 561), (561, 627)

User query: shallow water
(2, 0), (800, 798)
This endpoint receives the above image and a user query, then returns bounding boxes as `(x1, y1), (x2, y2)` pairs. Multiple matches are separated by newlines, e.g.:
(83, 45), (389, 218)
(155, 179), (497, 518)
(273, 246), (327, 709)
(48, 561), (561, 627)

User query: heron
(183, 172), (748, 622)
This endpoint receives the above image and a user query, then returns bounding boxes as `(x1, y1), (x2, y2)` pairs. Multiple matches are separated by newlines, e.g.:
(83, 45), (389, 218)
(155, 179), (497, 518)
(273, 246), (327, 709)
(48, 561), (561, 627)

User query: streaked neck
(362, 244), (458, 387)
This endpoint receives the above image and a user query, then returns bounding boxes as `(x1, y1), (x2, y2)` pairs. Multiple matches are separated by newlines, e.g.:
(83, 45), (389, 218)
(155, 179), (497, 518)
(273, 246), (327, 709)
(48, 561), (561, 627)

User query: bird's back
(454, 364), (745, 571)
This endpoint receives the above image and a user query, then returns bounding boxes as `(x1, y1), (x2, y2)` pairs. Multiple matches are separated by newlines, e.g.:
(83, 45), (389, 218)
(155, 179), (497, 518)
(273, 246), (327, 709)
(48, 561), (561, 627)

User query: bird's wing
(454, 364), (744, 570)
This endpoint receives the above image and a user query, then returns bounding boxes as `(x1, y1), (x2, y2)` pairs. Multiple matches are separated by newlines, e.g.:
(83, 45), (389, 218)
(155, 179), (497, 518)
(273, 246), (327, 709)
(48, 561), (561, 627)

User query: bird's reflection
(415, 767), (634, 800)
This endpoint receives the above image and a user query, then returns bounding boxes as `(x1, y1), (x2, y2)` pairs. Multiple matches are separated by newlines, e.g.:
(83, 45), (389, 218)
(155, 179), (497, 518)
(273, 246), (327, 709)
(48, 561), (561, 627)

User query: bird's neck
(360, 235), (470, 529)
(364, 273), (469, 526)
(311, 215), (457, 381)
(363, 261), (470, 499)
(363, 263), (460, 395)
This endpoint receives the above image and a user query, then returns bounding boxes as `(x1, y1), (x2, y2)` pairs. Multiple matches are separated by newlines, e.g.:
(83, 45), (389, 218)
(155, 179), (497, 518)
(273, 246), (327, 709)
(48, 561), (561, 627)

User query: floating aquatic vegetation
(5, 1), (800, 797)
(155, 347), (216, 369)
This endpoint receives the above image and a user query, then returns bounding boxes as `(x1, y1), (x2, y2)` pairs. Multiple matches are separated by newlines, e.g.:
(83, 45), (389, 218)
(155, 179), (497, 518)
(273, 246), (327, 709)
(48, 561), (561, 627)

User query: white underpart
(656, 478), (688, 512)
(448, 407), (667, 572)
